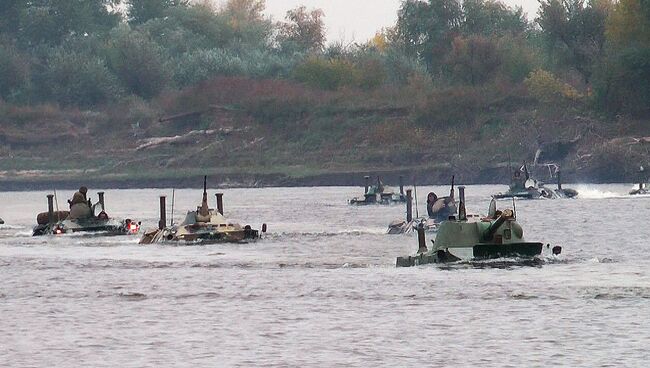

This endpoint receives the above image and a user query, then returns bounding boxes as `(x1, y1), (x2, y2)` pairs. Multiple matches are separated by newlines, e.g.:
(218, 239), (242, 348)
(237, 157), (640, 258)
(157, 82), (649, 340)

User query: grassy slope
(1, 77), (649, 187)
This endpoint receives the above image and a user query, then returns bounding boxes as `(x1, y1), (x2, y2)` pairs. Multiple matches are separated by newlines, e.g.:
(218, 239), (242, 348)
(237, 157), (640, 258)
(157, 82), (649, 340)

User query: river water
(1, 184), (649, 367)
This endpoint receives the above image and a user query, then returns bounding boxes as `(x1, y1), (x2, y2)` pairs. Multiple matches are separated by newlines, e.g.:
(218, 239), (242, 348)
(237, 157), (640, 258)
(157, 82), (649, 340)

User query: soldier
(511, 170), (523, 190)
(68, 186), (92, 219)
(427, 192), (457, 222)
(426, 192), (438, 218)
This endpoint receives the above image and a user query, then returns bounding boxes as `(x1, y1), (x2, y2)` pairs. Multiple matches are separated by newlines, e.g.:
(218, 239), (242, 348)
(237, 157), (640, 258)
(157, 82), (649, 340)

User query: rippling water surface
(1, 185), (650, 367)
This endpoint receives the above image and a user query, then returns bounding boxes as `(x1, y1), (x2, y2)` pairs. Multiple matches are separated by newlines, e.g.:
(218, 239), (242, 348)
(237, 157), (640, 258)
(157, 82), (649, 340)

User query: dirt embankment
(1, 77), (650, 190)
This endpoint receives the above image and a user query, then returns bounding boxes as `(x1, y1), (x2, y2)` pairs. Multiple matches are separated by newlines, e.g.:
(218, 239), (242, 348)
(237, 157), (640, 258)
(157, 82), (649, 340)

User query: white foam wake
(573, 185), (625, 199)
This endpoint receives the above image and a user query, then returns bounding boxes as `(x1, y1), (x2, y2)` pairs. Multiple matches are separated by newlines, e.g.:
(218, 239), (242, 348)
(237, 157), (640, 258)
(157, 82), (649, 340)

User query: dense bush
(524, 69), (582, 105)
(39, 48), (121, 107)
(413, 86), (488, 129)
(174, 49), (295, 86)
(293, 57), (360, 90)
(381, 50), (428, 86)
(496, 36), (539, 83)
(105, 26), (171, 98)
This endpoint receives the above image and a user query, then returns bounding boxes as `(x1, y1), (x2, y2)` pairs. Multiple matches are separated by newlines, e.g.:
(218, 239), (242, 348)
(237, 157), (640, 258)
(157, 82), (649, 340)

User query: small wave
(589, 287), (650, 300)
(278, 262), (370, 269)
(437, 257), (547, 270)
(9, 230), (34, 237)
(510, 293), (539, 300)
(0, 224), (25, 230)
(274, 229), (386, 238)
(588, 257), (617, 264)
(175, 292), (220, 299)
(118, 292), (147, 301)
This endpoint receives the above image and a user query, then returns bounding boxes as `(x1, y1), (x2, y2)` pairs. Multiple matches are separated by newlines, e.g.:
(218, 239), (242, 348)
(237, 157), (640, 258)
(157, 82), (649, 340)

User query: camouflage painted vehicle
(493, 163), (577, 200)
(139, 177), (265, 245)
(349, 176), (407, 205)
(396, 193), (560, 267)
(32, 192), (140, 236)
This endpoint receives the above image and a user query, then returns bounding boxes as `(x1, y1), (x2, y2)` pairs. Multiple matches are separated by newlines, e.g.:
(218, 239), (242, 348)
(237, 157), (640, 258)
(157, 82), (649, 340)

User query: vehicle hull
(396, 242), (544, 267)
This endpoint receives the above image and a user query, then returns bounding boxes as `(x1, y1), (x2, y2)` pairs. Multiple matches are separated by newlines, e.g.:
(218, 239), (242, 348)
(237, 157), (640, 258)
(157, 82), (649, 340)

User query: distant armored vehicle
(397, 192), (560, 267)
(140, 177), (265, 245)
(493, 163), (577, 199)
(349, 176), (407, 205)
(33, 191), (140, 236)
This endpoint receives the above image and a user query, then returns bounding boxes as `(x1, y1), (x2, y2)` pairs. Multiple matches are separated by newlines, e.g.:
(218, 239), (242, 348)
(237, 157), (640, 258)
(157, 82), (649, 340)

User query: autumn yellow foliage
(524, 69), (582, 104)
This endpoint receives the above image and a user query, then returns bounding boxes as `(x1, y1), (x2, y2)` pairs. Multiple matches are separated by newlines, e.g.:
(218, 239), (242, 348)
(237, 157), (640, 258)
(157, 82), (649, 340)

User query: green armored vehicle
(397, 188), (560, 266)
(349, 176), (407, 205)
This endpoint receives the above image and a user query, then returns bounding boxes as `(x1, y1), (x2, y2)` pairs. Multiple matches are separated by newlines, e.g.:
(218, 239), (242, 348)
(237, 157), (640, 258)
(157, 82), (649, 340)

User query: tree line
(0, 0), (648, 116)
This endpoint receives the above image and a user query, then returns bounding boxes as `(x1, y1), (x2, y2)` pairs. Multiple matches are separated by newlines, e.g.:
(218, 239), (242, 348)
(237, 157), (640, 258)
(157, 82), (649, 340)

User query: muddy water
(1, 185), (649, 367)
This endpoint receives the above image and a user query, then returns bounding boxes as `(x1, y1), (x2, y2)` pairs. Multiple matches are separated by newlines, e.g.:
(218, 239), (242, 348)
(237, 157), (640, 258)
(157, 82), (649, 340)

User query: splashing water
(573, 184), (627, 199)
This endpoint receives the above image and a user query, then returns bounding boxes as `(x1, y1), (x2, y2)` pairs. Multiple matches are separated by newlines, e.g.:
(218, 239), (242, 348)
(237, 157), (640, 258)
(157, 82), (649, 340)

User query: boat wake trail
(573, 185), (626, 199)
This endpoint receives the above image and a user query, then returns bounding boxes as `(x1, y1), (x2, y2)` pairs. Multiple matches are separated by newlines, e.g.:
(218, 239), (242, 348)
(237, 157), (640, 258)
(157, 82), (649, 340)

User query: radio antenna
(413, 177), (419, 219)
(170, 188), (175, 226)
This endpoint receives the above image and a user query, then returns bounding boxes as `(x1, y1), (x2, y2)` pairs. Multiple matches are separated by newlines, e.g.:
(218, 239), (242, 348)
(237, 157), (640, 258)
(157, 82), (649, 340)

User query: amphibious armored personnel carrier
(139, 177), (265, 245)
(32, 192), (140, 236)
(349, 176), (407, 205)
(397, 190), (560, 266)
(493, 163), (577, 200)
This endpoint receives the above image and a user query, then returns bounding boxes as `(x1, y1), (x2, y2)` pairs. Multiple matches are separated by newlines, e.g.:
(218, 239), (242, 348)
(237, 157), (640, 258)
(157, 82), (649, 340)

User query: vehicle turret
(139, 176), (266, 245)
(32, 191), (139, 236)
(396, 192), (554, 267)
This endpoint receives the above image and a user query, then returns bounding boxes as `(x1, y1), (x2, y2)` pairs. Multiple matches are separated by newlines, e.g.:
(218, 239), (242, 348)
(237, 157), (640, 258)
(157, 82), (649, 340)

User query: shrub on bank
(413, 86), (488, 129)
(524, 69), (582, 105)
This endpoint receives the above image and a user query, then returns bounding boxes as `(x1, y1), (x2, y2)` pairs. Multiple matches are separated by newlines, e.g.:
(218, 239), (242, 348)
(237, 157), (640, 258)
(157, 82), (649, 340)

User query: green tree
(223, 0), (272, 49)
(0, 0), (22, 36)
(127, 0), (188, 25)
(16, 0), (122, 45)
(593, 0), (650, 114)
(0, 43), (30, 101)
(141, 4), (234, 54)
(536, 0), (611, 83)
(394, 0), (463, 70)
(277, 6), (326, 54)
(40, 48), (121, 106)
(106, 26), (171, 98)
(461, 0), (528, 36)
(446, 35), (502, 85)
(606, 0), (650, 46)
